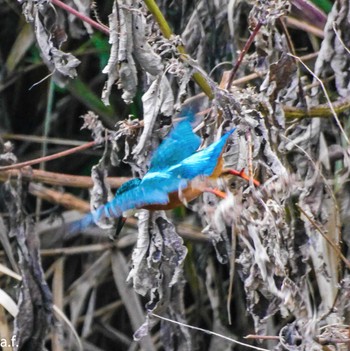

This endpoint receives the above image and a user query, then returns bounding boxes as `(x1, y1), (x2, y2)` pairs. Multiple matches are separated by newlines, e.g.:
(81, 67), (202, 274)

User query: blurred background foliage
(2, 0), (350, 350)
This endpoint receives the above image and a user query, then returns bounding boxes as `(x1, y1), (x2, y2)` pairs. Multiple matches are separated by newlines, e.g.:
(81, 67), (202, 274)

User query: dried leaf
(3, 181), (53, 350)
(0, 141), (17, 166)
(201, 193), (230, 264)
(133, 75), (174, 156)
(101, 1), (120, 105)
(90, 161), (114, 230)
(132, 10), (163, 76)
(102, 1), (164, 105)
(66, 0), (93, 38)
(20, 0), (80, 80)
(128, 211), (189, 348)
(314, 0), (350, 97)
(80, 111), (106, 144)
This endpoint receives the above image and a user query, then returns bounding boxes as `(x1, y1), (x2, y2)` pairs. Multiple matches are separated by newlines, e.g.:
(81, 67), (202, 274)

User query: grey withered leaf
(4, 181), (53, 350)
(133, 75), (174, 157)
(80, 111), (105, 144)
(101, 1), (120, 105)
(20, 0), (80, 79)
(102, 0), (137, 104)
(102, 0), (163, 105)
(314, 0), (350, 98)
(66, 0), (93, 38)
(129, 211), (190, 349)
(90, 158), (114, 229)
(132, 8), (163, 76)
(0, 141), (17, 166)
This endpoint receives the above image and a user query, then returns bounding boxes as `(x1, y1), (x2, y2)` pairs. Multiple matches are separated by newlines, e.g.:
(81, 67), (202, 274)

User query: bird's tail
(65, 213), (95, 238)
(64, 202), (123, 238)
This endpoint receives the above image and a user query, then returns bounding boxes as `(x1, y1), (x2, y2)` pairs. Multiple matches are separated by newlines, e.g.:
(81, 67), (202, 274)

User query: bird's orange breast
(143, 186), (203, 210)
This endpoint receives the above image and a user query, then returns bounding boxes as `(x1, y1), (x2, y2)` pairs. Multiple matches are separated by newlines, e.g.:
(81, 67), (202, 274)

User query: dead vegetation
(1, 0), (350, 350)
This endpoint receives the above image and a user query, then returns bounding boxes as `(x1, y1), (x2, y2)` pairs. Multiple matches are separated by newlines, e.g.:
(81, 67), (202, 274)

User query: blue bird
(68, 117), (235, 235)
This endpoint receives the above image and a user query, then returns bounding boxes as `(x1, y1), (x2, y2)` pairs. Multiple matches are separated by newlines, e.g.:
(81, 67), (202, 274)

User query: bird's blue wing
(149, 116), (201, 171)
(100, 172), (188, 218)
(168, 128), (236, 179)
(66, 174), (188, 235)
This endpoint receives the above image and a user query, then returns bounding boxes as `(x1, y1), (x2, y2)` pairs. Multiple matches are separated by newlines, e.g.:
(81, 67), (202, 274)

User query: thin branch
(284, 98), (350, 119)
(0, 141), (96, 171)
(40, 242), (117, 256)
(51, 0), (109, 35)
(2, 134), (85, 146)
(226, 21), (263, 90)
(297, 205), (350, 270)
(29, 183), (91, 212)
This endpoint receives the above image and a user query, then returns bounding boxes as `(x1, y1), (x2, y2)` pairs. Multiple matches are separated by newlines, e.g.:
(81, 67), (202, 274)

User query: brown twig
(0, 141), (96, 171)
(29, 183), (91, 212)
(226, 21), (263, 91)
(2, 134), (85, 146)
(0, 168), (130, 189)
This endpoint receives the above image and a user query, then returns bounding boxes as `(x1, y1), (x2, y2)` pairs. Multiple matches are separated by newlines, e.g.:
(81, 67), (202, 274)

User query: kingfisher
(67, 116), (256, 235)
